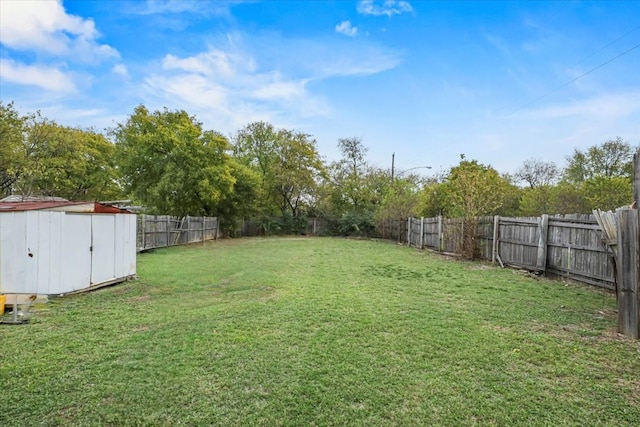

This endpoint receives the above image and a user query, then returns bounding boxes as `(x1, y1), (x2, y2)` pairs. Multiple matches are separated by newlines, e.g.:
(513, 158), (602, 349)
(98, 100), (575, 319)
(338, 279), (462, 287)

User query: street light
(391, 153), (431, 182)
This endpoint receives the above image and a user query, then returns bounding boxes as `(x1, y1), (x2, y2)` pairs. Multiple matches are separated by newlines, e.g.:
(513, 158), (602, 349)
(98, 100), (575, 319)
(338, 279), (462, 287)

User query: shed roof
(0, 201), (134, 214)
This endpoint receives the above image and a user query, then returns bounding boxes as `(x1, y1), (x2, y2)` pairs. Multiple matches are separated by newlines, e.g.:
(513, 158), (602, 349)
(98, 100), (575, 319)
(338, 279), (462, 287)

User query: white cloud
(0, 58), (76, 92)
(162, 50), (244, 77)
(130, 0), (232, 16)
(313, 46), (400, 77)
(335, 20), (358, 37)
(519, 91), (640, 121)
(357, 0), (412, 17)
(112, 64), (130, 79)
(144, 44), (331, 131)
(0, 0), (118, 62)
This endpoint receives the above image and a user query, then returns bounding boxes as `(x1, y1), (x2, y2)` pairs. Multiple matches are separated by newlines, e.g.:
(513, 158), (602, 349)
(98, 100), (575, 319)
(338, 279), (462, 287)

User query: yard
(1, 237), (639, 425)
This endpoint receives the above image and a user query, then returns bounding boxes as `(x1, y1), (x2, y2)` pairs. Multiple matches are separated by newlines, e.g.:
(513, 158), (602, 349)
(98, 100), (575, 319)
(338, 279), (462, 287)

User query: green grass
(2, 237), (639, 426)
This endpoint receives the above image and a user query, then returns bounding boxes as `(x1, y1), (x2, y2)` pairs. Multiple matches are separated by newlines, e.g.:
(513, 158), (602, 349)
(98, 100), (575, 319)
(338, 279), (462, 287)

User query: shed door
(65, 214), (92, 291)
(91, 215), (116, 284)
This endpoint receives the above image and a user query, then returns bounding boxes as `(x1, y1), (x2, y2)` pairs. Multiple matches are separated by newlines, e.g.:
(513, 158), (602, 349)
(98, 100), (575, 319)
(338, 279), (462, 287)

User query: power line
(574, 24), (640, 66)
(509, 41), (640, 115)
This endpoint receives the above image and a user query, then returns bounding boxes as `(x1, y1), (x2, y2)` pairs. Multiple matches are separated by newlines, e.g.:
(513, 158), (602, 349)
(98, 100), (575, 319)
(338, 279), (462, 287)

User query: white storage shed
(0, 201), (136, 300)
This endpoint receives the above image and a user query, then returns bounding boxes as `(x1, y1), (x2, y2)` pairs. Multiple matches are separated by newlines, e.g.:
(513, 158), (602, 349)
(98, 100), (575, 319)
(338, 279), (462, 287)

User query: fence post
(492, 215), (499, 264)
(634, 152), (639, 207)
(203, 216), (206, 242)
(407, 217), (411, 247)
(419, 217), (424, 249)
(166, 216), (170, 247)
(615, 209), (640, 338)
(141, 215), (146, 250)
(536, 214), (549, 272)
(313, 218), (317, 235)
(437, 215), (443, 252)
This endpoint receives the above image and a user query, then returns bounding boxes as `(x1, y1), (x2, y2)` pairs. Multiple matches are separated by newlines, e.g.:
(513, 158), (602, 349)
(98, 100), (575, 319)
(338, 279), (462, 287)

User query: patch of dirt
(127, 295), (151, 303)
(467, 264), (495, 271)
(365, 263), (433, 281)
(133, 325), (151, 332)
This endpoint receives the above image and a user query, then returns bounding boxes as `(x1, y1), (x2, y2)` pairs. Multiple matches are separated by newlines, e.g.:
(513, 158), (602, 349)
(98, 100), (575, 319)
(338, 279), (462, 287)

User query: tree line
(1, 101), (637, 234)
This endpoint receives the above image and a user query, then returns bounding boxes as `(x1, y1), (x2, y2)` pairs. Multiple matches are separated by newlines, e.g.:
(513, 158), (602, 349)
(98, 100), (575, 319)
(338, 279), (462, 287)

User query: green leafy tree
(582, 176), (633, 211)
(549, 181), (589, 214)
(519, 186), (555, 216)
(23, 125), (121, 200)
(214, 159), (261, 233)
(112, 105), (237, 217)
(443, 157), (509, 218)
(233, 122), (325, 223)
(418, 181), (447, 217)
(442, 156), (511, 258)
(318, 138), (389, 234)
(1, 102), (121, 200)
(377, 174), (422, 220)
(559, 137), (635, 212)
(0, 102), (28, 197)
(564, 137), (634, 183)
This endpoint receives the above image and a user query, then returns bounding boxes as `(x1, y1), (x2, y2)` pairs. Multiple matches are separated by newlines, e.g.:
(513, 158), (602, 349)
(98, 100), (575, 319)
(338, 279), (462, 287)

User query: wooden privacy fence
(137, 215), (219, 251)
(407, 214), (615, 290)
(377, 218), (409, 243)
(233, 217), (329, 237)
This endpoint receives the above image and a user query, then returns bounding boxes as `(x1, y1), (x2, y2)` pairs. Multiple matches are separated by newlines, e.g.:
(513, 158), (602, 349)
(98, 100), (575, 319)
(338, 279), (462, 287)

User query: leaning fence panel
(403, 213), (616, 291)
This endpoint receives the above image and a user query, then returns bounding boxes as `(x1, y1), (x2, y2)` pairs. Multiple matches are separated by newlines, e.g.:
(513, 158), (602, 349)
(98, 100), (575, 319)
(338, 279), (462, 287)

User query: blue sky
(1, 0), (639, 177)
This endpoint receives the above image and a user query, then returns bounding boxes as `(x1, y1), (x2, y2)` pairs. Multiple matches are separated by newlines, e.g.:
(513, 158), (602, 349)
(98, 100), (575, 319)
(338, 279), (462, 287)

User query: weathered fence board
(441, 218), (463, 254)
(615, 209), (639, 338)
(406, 213), (616, 291)
(137, 215), (218, 252)
(377, 218), (408, 243)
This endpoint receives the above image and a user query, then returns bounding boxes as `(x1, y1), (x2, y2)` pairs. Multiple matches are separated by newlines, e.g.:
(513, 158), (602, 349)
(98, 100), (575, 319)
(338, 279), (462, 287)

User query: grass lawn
(1, 237), (639, 426)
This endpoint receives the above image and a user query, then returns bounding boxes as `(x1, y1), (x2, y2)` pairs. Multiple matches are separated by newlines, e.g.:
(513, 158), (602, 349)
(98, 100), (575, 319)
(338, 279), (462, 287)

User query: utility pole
(391, 152), (395, 182)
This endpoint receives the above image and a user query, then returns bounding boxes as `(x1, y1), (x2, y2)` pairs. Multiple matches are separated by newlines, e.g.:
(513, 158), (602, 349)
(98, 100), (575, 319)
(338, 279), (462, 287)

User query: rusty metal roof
(0, 201), (134, 214)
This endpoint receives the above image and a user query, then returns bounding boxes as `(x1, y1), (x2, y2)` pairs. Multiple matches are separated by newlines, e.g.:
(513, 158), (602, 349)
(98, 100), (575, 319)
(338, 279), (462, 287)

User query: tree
(214, 159), (261, 232)
(329, 137), (371, 214)
(444, 157), (509, 218)
(582, 176), (633, 211)
(1, 102), (121, 200)
(515, 158), (559, 188)
(233, 122), (325, 222)
(112, 105), (237, 217)
(561, 137), (635, 211)
(564, 137), (635, 183)
(317, 138), (391, 235)
(418, 181), (447, 218)
(442, 156), (511, 258)
(0, 102), (27, 197)
(377, 173), (422, 223)
(23, 125), (121, 200)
